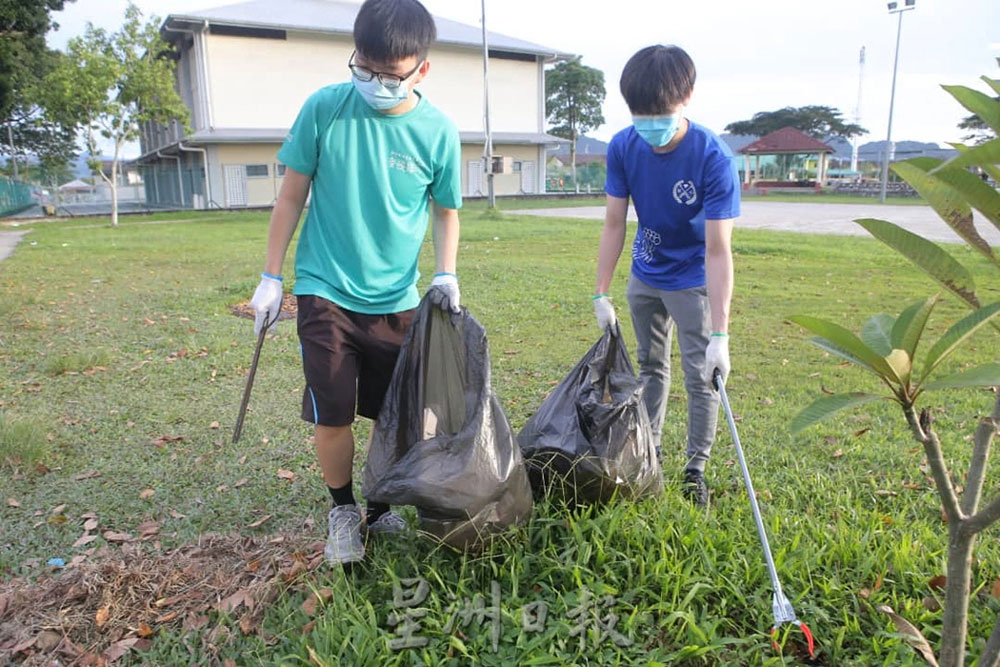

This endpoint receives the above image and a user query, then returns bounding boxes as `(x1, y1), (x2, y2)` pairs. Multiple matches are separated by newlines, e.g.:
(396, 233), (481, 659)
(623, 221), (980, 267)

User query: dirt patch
(230, 294), (297, 322)
(0, 532), (324, 665)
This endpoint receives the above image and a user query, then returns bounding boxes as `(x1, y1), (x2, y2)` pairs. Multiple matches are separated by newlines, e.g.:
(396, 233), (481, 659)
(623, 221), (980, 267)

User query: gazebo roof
(739, 127), (835, 155)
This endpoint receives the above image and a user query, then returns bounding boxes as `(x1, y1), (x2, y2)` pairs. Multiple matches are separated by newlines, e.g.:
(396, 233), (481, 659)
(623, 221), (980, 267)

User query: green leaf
(861, 313), (895, 356)
(949, 143), (1000, 184)
(788, 315), (899, 382)
(921, 301), (1000, 384)
(790, 393), (886, 434)
(932, 137), (1000, 173)
(855, 218), (980, 309)
(807, 337), (880, 377)
(942, 84), (1000, 134)
(891, 296), (938, 360)
(890, 160), (995, 264)
(922, 363), (1000, 391)
(930, 163), (1000, 235)
(982, 76), (1000, 97)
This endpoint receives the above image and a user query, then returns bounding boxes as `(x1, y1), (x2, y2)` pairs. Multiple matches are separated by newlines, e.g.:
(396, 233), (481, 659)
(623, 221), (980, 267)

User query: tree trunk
(570, 130), (577, 193)
(940, 524), (975, 667)
(110, 179), (119, 228)
(981, 613), (1000, 667)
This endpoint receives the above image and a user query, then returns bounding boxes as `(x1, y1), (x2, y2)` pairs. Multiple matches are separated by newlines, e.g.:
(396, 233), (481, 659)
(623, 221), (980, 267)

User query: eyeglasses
(348, 50), (423, 89)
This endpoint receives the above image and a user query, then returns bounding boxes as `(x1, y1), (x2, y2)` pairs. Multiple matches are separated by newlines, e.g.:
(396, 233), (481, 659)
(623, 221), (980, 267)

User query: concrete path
(507, 201), (1000, 246)
(0, 230), (28, 262)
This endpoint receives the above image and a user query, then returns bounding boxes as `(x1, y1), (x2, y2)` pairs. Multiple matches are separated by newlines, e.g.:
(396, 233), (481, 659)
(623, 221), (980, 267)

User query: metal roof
(459, 131), (569, 146)
(739, 127), (835, 155)
(165, 0), (572, 59)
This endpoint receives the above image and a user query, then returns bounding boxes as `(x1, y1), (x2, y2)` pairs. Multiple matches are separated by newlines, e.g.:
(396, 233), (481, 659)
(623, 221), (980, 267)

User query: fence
(0, 178), (33, 217)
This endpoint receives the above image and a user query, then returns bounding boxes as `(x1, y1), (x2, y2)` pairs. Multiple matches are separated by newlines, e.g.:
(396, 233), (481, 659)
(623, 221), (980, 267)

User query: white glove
(250, 272), (283, 336)
(593, 295), (617, 332)
(704, 333), (731, 389)
(428, 272), (460, 312)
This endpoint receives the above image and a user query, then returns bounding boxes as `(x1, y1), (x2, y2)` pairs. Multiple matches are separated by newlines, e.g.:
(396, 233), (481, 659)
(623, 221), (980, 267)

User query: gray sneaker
(367, 510), (408, 537)
(324, 504), (364, 565)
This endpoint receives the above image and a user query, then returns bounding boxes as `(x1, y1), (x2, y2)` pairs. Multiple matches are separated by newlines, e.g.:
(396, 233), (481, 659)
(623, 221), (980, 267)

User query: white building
(139, 0), (571, 209)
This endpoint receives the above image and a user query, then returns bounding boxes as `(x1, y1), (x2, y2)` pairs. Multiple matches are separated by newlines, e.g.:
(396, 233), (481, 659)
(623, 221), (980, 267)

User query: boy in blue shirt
(249, 0), (463, 564)
(593, 45), (740, 508)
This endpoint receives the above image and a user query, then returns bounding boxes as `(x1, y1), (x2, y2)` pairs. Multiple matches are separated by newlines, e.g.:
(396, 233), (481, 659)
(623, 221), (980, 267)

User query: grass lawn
(1, 202), (998, 664)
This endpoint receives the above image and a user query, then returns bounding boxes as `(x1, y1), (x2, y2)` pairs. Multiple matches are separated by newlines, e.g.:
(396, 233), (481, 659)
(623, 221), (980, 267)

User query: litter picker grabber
(713, 369), (815, 659)
(232, 312), (279, 444)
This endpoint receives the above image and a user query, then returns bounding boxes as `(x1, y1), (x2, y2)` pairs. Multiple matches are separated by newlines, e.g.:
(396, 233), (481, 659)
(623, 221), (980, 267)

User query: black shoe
(683, 470), (709, 508)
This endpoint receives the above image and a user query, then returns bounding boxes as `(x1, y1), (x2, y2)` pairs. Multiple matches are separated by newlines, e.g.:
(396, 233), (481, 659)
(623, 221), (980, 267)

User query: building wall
(459, 143), (543, 196)
(202, 31), (539, 134)
(214, 144), (286, 207)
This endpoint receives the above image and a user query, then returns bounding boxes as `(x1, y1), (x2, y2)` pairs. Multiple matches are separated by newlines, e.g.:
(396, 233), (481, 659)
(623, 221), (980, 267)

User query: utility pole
(851, 46), (865, 174)
(7, 123), (18, 180)
(879, 0), (915, 203)
(481, 0), (495, 208)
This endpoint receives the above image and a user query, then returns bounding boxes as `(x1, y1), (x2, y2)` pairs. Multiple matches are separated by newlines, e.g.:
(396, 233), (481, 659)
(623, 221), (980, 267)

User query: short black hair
(353, 0), (437, 63)
(619, 45), (696, 115)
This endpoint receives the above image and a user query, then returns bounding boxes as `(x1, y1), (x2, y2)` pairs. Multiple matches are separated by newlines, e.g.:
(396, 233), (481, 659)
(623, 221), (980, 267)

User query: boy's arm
(426, 202), (461, 312)
(704, 218), (733, 334)
(595, 194), (629, 295)
(250, 167), (310, 335)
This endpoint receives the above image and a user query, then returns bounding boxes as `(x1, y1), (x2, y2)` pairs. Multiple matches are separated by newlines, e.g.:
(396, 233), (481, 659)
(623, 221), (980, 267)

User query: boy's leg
(661, 285), (720, 474)
(626, 274), (674, 455)
(314, 424), (354, 489)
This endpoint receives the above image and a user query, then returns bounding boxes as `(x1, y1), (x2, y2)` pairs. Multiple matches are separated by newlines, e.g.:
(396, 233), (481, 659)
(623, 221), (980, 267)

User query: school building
(138, 0), (572, 209)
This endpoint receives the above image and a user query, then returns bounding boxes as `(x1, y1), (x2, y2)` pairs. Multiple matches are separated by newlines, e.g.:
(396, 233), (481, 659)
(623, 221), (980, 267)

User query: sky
(47, 0), (1000, 157)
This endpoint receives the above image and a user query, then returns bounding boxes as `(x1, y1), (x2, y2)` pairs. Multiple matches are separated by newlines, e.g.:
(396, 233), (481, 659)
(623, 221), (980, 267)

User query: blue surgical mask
(352, 74), (411, 111)
(632, 115), (683, 147)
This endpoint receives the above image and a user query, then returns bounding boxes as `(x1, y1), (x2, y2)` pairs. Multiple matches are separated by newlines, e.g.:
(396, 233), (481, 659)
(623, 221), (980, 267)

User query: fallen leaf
(820, 385), (836, 395)
(103, 530), (132, 543)
(239, 613), (255, 635)
(824, 436), (838, 445)
(139, 488), (155, 500)
(874, 572), (884, 592)
(137, 622), (154, 638)
(6, 498), (19, 507)
(0, 592), (8, 618)
(84, 518), (99, 531)
(210, 421), (220, 429)
(853, 427), (871, 437)
(876, 604), (940, 666)
(859, 587), (871, 599)
(47, 514), (67, 524)
(154, 610), (179, 623)
(216, 484), (228, 493)
(248, 514), (272, 529)
(234, 478), (248, 488)
(991, 579), (1000, 599)
(277, 469), (295, 481)
(35, 463), (51, 474)
(301, 595), (319, 616)
(102, 637), (138, 662)
(96, 606), (111, 628)
(301, 620), (316, 634)
(73, 533), (99, 548)
(183, 614), (209, 631)
(136, 520), (159, 537)
(903, 482), (923, 490)
(224, 660), (238, 667)
(832, 448), (844, 458)
(169, 509), (186, 519)
(874, 489), (897, 496)
(74, 470), (102, 480)
(217, 589), (250, 613)
(35, 629), (62, 651)
(928, 575), (947, 590)
(922, 596), (941, 612)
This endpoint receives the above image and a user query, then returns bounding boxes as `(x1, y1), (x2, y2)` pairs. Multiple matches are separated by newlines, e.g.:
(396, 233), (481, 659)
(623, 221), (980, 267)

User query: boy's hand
(704, 334), (730, 389)
(428, 272), (460, 312)
(250, 273), (284, 336)
(593, 295), (616, 331)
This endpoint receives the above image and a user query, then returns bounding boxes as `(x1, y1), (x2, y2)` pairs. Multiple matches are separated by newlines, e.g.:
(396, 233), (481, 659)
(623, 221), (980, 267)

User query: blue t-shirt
(605, 121), (740, 291)
(278, 83), (463, 314)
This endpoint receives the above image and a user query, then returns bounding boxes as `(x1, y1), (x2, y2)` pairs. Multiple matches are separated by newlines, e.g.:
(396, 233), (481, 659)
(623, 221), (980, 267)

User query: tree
(43, 3), (188, 226)
(725, 105), (866, 141)
(546, 57), (605, 190)
(957, 58), (999, 145)
(1, 0), (76, 181)
(790, 75), (1000, 667)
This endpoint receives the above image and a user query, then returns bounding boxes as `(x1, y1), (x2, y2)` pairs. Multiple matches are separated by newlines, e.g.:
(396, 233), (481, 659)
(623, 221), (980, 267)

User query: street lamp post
(879, 0), (915, 203)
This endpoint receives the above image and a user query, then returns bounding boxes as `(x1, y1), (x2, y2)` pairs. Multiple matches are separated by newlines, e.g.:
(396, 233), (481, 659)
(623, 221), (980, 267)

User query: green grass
(0, 412), (50, 470)
(479, 192), (928, 209)
(0, 207), (997, 664)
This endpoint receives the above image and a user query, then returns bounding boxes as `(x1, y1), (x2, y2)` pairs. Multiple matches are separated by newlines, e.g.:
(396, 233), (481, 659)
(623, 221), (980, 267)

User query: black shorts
(297, 295), (415, 426)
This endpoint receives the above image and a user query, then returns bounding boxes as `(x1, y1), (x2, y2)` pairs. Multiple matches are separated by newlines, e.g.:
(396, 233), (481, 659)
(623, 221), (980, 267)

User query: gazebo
(738, 127), (835, 187)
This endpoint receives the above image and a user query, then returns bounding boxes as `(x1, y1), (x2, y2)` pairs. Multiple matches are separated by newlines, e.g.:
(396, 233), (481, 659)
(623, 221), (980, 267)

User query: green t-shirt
(277, 82), (463, 314)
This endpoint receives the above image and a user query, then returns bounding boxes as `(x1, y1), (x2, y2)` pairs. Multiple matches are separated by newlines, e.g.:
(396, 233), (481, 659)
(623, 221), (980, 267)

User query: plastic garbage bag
(362, 297), (533, 550)
(517, 326), (662, 503)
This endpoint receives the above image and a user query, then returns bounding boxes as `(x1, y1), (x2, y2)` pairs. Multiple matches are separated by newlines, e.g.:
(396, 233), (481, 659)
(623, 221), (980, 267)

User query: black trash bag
(517, 326), (662, 504)
(362, 297), (532, 550)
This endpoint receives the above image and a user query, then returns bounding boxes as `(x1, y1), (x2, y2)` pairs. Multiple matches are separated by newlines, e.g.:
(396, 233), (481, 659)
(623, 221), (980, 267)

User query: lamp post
(481, 0), (495, 208)
(879, 0), (915, 203)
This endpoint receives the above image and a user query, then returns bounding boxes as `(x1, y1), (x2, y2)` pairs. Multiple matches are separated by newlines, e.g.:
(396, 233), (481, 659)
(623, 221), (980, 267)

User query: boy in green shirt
(250, 0), (463, 565)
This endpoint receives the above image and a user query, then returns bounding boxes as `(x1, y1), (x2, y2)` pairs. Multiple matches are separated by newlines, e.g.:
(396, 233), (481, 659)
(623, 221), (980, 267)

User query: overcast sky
(48, 0), (1000, 157)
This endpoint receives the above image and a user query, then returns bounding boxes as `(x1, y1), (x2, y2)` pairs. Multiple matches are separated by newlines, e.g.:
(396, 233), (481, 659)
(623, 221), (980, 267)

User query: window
(513, 161), (522, 173)
(246, 164), (268, 178)
(276, 163), (287, 176)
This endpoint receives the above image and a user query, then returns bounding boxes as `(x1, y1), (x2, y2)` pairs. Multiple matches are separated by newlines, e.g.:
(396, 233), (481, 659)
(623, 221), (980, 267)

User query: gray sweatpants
(626, 274), (719, 473)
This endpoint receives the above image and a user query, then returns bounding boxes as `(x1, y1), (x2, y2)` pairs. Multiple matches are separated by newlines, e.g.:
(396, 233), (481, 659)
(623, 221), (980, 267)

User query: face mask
(352, 74), (412, 111)
(632, 114), (682, 147)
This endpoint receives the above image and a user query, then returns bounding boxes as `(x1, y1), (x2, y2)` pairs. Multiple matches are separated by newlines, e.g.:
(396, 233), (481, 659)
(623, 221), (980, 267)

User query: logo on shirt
(672, 180), (698, 205)
(633, 226), (662, 264)
(388, 151), (421, 175)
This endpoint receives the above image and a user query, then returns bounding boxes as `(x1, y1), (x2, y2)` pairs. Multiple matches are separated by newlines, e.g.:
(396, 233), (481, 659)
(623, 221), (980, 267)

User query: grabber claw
(770, 620), (815, 659)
